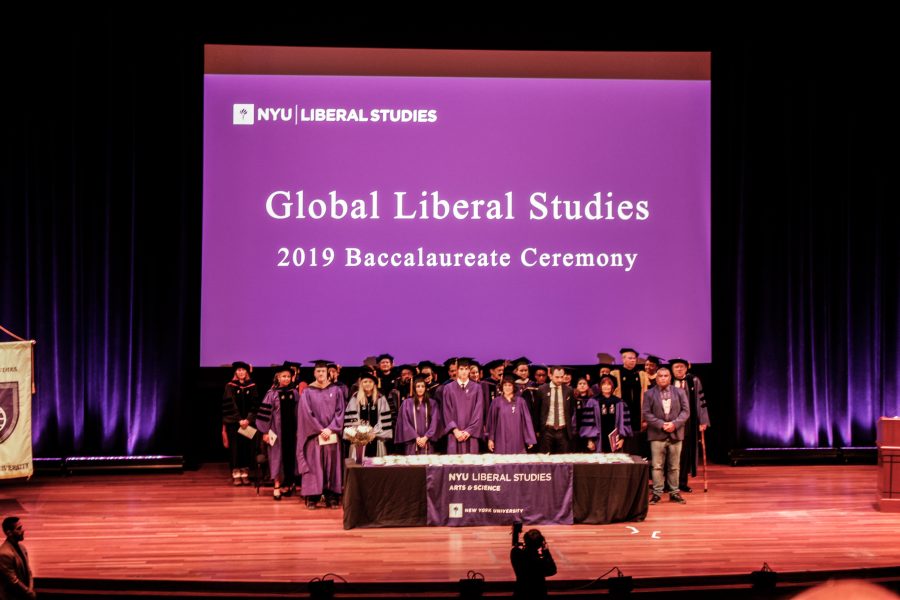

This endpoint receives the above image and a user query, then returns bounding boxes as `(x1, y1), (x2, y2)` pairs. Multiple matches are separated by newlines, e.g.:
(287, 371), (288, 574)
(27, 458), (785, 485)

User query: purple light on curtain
(2, 26), (189, 457)
(726, 45), (897, 449)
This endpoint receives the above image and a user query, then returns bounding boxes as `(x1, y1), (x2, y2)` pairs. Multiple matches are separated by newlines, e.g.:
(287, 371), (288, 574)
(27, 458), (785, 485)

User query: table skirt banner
(426, 463), (573, 526)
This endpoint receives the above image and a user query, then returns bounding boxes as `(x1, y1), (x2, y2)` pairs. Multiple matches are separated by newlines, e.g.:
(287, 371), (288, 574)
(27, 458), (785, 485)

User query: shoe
(306, 498), (318, 510)
(232, 469), (242, 486)
(327, 496), (342, 509)
(273, 487), (282, 501)
(283, 485), (294, 498)
(679, 485), (693, 493)
(240, 469), (250, 485)
(650, 494), (661, 504)
(670, 493), (686, 504)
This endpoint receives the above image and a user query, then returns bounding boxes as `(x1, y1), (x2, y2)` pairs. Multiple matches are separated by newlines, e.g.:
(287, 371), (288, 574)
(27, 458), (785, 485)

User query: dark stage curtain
(714, 43), (898, 448)
(1, 22), (200, 456)
(1, 19), (895, 457)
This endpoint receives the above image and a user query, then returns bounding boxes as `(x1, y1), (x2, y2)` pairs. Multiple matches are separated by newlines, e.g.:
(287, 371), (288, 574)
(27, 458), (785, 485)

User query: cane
(700, 428), (709, 492)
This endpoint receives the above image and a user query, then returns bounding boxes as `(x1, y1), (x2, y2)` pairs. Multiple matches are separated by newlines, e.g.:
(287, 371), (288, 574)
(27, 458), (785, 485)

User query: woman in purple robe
(256, 362), (302, 501)
(486, 377), (536, 454)
(394, 375), (441, 455)
(575, 374), (631, 453)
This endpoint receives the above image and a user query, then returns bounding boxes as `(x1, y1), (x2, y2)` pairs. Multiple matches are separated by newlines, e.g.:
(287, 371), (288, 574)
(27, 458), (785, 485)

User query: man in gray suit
(642, 367), (690, 504)
(0, 516), (35, 599)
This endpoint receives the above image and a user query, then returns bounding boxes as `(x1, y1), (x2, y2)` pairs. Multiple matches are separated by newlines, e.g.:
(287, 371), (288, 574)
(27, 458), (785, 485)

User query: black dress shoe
(679, 485), (693, 493)
(669, 493), (686, 504)
(306, 499), (318, 510)
(650, 494), (661, 504)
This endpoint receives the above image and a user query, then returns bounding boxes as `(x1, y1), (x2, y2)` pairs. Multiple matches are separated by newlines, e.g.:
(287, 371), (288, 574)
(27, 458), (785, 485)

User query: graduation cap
(598, 373), (618, 390)
(484, 359), (506, 371)
(562, 365), (577, 376)
(376, 353), (395, 363)
(362, 356), (378, 368)
(668, 357), (691, 368)
(397, 363), (416, 375)
(274, 361), (294, 374)
(358, 371), (378, 384)
(531, 363), (549, 372)
(231, 361), (251, 372)
(619, 347), (638, 356)
(417, 360), (439, 372)
(644, 355), (663, 366)
(442, 357), (458, 368)
(466, 359), (482, 372)
(308, 359), (330, 369)
(413, 372), (431, 384)
(573, 370), (591, 384)
(510, 356), (532, 368)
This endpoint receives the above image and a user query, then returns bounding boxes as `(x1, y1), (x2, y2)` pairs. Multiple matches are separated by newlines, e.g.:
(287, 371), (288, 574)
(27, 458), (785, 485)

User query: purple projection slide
(202, 63), (710, 366)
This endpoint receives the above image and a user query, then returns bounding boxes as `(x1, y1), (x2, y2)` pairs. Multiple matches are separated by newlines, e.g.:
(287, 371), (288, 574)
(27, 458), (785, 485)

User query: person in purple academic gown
(298, 360), (346, 509)
(441, 357), (484, 454)
(394, 374), (441, 455)
(575, 374), (631, 453)
(256, 362), (305, 501)
(487, 377), (536, 454)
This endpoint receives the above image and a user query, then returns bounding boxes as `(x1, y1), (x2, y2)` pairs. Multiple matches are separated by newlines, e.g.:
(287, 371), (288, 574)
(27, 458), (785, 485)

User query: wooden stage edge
(3, 463), (900, 590)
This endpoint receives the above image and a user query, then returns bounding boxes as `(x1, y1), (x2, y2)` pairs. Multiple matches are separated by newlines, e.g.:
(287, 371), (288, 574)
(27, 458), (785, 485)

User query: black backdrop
(1, 14), (895, 463)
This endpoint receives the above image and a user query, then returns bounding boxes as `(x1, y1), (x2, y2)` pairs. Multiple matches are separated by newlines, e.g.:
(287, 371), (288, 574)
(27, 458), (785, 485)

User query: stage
(3, 462), (899, 597)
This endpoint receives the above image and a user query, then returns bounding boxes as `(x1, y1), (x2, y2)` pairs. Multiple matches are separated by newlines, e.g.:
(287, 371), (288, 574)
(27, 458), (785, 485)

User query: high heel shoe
(273, 487), (282, 501)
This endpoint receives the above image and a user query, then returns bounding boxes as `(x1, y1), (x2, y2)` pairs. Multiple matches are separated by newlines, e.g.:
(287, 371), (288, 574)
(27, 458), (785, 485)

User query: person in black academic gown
(610, 348), (650, 456)
(344, 372), (393, 459)
(221, 361), (259, 486)
(375, 353), (396, 396)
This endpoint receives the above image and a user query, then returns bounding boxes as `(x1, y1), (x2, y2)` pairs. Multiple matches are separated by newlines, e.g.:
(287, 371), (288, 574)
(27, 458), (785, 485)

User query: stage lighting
(458, 570), (484, 598)
(751, 562), (777, 592)
(608, 572), (634, 598)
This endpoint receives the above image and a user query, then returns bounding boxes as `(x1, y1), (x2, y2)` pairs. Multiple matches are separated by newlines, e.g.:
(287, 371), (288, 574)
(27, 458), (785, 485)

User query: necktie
(554, 386), (561, 426)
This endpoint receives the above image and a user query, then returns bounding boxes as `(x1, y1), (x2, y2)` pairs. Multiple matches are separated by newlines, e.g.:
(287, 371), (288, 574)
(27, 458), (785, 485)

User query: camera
(512, 522), (523, 547)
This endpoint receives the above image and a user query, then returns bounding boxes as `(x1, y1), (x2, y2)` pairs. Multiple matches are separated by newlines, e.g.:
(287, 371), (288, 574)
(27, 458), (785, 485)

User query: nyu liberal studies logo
(233, 103), (254, 125)
(0, 382), (19, 444)
(449, 503), (463, 518)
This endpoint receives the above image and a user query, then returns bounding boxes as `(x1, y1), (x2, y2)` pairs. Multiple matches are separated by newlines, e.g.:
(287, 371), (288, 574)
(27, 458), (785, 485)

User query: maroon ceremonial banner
(426, 463), (573, 526)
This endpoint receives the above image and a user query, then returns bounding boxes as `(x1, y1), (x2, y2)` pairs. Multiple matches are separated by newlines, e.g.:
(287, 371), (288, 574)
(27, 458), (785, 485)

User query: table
(343, 458), (649, 529)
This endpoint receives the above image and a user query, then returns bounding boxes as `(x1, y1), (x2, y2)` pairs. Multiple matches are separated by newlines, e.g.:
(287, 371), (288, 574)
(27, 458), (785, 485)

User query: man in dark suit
(0, 516), (35, 599)
(670, 358), (710, 493)
(642, 367), (690, 504)
(535, 366), (576, 454)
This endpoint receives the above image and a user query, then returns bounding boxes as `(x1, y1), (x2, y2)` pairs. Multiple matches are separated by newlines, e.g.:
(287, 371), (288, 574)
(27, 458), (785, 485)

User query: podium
(877, 417), (900, 512)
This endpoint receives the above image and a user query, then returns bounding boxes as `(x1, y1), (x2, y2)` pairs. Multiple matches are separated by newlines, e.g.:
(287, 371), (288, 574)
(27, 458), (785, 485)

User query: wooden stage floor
(3, 463), (899, 585)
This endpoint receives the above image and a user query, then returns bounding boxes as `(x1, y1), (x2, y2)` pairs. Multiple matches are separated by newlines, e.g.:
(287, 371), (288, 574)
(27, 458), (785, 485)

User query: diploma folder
(608, 428), (619, 452)
(318, 432), (339, 446)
